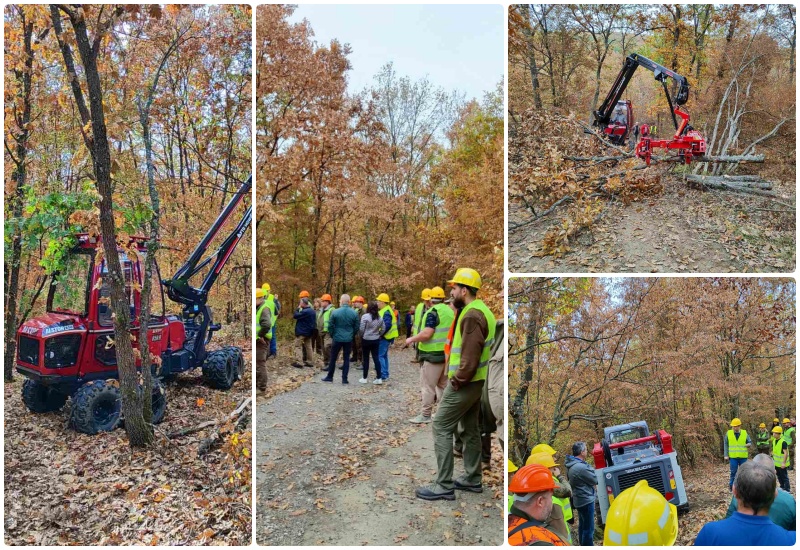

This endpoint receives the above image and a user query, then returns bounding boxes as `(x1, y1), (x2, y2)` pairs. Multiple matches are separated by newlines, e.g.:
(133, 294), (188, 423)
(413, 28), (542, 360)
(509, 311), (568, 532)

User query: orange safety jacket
(508, 514), (569, 546)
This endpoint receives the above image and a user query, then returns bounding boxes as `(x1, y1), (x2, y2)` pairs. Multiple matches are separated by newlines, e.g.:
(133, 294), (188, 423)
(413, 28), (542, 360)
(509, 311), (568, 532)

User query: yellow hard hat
(376, 293), (390, 303)
(255, 288), (265, 298)
(783, 418), (791, 424)
(759, 423), (766, 428)
(421, 288), (432, 300)
(508, 459), (519, 473)
(531, 443), (557, 456)
(447, 267), (482, 290)
(730, 418), (742, 427)
(526, 452), (558, 469)
(774, 418), (780, 423)
(429, 286), (446, 299)
(262, 282), (271, 292)
(390, 301), (396, 307)
(604, 480), (678, 546)
(773, 426), (784, 434)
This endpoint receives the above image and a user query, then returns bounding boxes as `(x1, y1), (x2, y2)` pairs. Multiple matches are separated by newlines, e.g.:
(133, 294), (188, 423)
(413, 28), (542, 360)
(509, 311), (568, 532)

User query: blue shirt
(293, 306), (316, 337)
(695, 512), (795, 546)
(726, 489), (796, 531)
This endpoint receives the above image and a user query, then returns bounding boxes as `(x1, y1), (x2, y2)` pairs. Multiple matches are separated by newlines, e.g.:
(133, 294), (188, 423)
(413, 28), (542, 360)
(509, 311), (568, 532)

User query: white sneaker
(409, 414), (432, 424)
(359, 378), (368, 384)
(372, 378), (383, 385)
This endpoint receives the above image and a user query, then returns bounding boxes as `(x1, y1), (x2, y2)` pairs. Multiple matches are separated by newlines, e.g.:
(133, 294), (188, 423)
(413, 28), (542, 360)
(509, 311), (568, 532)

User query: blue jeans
(576, 502), (595, 546)
(729, 457), (747, 490)
(269, 326), (277, 356)
(378, 338), (393, 379)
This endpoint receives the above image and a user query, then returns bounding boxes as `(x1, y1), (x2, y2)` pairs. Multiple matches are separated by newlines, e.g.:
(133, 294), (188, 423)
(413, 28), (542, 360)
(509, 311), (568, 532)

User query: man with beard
(415, 268), (496, 501)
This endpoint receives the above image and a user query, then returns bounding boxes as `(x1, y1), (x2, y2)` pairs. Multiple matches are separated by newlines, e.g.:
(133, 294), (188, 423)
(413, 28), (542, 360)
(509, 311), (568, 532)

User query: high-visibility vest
(727, 430), (748, 459)
(552, 476), (573, 523)
(773, 437), (789, 468)
(412, 302), (426, 336)
(322, 306), (335, 333)
(379, 305), (398, 339)
(784, 427), (795, 445)
(507, 515), (569, 546)
(255, 302), (271, 339)
(418, 303), (455, 354)
(757, 431), (771, 446)
(265, 294), (277, 328)
(447, 299), (495, 382)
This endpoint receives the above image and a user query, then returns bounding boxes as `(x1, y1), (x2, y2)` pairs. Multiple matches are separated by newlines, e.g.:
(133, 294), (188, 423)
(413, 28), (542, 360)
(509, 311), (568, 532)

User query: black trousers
(776, 466), (791, 492)
(326, 341), (352, 381)
(361, 339), (380, 379)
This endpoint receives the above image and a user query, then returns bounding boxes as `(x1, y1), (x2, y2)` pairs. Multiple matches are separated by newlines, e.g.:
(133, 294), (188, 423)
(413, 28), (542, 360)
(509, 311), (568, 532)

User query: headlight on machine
(43, 335), (82, 369)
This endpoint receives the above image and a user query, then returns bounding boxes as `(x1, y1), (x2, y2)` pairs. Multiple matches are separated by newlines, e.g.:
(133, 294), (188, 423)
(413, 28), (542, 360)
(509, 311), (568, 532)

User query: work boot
(408, 414), (432, 424)
(453, 447), (463, 458)
(320, 376), (333, 383)
(291, 361), (303, 369)
(415, 483), (455, 501)
(454, 476), (483, 493)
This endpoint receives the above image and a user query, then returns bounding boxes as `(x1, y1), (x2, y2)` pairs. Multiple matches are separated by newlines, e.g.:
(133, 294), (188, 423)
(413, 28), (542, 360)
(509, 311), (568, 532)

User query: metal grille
(18, 336), (40, 366)
(617, 464), (666, 494)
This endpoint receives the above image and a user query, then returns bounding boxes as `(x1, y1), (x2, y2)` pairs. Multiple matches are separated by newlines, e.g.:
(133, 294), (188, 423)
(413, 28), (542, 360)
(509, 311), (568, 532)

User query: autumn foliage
(256, 5), (503, 312)
(509, 277), (796, 469)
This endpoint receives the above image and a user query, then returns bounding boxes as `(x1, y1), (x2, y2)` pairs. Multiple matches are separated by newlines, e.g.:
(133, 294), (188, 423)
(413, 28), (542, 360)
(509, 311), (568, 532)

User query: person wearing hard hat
(375, 293), (398, 383)
(508, 460), (519, 512)
(773, 417), (781, 429)
(772, 426), (791, 492)
(695, 461), (795, 545)
(725, 418), (752, 491)
(291, 293), (316, 370)
(725, 454), (796, 531)
(782, 418), (795, 471)
(350, 296), (366, 364)
(410, 289), (432, 361)
(532, 443), (558, 458)
(415, 268), (496, 502)
(405, 305), (415, 339)
(526, 453), (572, 543)
(565, 442), (597, 546)
(604, 479), (678, 546)
(255, 288), (273, 392)
(405, 286), (454, 424)
(317, 294), (336, 368)
(507, 464), (569, 546)
(261, 283), (280, 359)
(756, 423), (771, 455)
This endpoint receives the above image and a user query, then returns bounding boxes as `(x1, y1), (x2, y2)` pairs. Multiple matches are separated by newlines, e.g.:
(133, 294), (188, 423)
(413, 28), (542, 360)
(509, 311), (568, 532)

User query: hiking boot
(291, 362), (304, 369)
(415, 483), (455, 501)
(408, 414), (432, 424)
(454, 477), (483, 493)
(372, 378), (383, 385)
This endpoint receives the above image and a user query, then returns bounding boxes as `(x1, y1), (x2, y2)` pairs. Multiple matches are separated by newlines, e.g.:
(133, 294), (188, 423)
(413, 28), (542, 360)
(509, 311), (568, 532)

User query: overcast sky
(288, 4), (504, 100)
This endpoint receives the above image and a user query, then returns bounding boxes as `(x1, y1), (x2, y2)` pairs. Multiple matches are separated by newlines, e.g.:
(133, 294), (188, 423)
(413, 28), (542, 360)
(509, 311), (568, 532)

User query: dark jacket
(329, 306), (360, 343)
(293, 306), (316, 337)
(564, 455), (596, 509)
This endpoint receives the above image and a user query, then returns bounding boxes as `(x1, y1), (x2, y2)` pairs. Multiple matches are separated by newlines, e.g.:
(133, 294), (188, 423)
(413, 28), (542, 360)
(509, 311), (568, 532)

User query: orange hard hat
(299, 290), (310, 298)
(321, 294), (332, 302)
(508, 464), (557, 495)
(354, 296), (365, 304)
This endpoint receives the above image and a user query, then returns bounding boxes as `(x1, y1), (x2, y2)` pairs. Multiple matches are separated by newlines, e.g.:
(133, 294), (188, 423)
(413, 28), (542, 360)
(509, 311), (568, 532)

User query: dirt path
(4, 345), (252, 545)
(509, 177), (795, 273)
(256, 346), (503, 546)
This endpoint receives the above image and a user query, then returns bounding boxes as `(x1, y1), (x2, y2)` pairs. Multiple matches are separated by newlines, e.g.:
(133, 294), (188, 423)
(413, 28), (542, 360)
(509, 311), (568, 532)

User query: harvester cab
(15, 175), (252, 434)
(593, 421), (689, 525)
(593, 53), (705, 165)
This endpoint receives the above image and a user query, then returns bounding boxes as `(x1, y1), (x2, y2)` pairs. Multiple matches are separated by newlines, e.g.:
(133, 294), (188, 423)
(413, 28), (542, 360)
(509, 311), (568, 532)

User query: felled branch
(167, 397), (251, 439)
(685, 175), (784, 198)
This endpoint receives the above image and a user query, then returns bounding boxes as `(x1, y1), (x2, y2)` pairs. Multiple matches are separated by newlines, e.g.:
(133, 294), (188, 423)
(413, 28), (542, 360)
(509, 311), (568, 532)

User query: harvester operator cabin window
(139, 251), (166, 322)
(50, 251), (92, 316)
(610, 426), (647, 445)
(98, 255), (135, 327)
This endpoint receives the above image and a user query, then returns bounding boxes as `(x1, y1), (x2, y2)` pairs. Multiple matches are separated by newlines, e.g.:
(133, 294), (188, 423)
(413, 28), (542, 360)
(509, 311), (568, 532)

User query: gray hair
(752, 454), (777, 474)
(340, 294), (351, 306)
(572, 442), (587, 456)
(734, 461), (777, 514)
(300, 297), (310, 306)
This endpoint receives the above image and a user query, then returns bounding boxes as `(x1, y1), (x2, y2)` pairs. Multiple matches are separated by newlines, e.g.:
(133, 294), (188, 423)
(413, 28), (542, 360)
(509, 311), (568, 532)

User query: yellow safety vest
(412, 302), (426, 336)
(379, 305), (398, 339)
(727, 430), (748, 459)
(552, 476), (573, 523)
(322, 306), (335, 333)
(447, 299), (495, 382)
(265, 294), (277, 328)
(418, 303), (455, 353)
(255, 302), (271, 339)
(773, 437), (790, 468)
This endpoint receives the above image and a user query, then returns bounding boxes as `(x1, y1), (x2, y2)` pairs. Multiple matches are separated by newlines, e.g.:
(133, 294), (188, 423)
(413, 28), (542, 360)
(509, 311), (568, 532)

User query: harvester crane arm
(594, 53), (689, 133)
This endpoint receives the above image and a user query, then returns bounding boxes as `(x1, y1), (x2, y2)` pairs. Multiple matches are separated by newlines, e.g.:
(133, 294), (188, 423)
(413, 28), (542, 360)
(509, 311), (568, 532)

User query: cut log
(685, 175), (774, 191)
(695, 154), (765, 163)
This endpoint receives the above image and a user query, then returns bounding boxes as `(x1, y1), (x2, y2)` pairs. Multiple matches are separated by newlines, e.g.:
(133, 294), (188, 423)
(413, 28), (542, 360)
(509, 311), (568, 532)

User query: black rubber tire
(221, 346), (245, 380)
(150, 378), (167, 424)
(21, 379), (68, 413)
(70, 380), (122, 434)
(202, 350), (235, 390)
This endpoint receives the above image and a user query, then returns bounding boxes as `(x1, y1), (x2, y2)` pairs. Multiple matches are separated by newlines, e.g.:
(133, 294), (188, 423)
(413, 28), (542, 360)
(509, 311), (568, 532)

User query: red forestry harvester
(15, 176), (252, 434)
(593, 53), (706, 165)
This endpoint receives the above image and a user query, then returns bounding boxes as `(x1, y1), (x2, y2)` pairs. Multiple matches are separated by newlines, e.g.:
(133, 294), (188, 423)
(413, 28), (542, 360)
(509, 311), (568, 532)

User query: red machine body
(635, 107), (706, 165)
